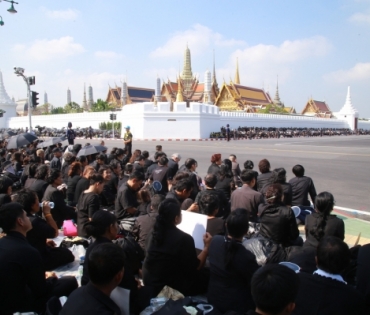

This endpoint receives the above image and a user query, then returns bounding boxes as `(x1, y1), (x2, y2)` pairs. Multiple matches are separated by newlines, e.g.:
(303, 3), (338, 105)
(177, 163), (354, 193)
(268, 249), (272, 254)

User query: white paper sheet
(177, 210), (207, 250)
(110, 287), (130, 315)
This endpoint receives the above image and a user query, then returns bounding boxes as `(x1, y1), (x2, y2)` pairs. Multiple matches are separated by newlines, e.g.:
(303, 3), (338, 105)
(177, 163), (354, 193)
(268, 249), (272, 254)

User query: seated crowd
(0, 141), (369, 315)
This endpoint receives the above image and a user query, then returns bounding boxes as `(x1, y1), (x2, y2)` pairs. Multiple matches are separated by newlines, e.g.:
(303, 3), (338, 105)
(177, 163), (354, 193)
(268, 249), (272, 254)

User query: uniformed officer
(123, 125), (133, 157)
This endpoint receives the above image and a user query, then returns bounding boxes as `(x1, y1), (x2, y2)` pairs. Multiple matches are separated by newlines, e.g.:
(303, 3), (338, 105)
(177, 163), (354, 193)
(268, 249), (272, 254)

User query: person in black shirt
(108, 160), (121, 195)
(74, 165), (95, 204)
(149, 156), (170, 195)
(289, 164), (317, 207)
(98, 166), (115, 210)
(143, 198), (212, 297)
(145, 151), (166, 180)
(243, 160), (258, 190)
(50, 148), (62, 170)
(66, 161), (82, 206)
(215, 164), (234, 200)
(142, 150), (153, 173)
(115, 171), (145, 221)
(207, 209), (259, 313)
(61, 243), (124, 315)
(258, 184), (299, 247)
(133, 194), (164, 252)
(256, 159), (272, 192)
(16, 189), (74, 270)
(166, 178), (198, 211)
(29, 164), (49, 201)
(207, 153), (222, 176)
(167, 153), (181, 187)
(43, 169), (76, 228)
(0, 202), (77, 315)
(198, 193), (225, 236)
(77, 173), (104, 237)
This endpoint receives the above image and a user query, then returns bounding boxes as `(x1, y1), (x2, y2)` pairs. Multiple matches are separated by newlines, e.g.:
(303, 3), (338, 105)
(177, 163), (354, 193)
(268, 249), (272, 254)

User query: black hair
(251, 264), (299, 314)
(224, 208), (249, 269)
(28, 163), (38, 178)
(0, 176), (14, 194)
(35, 164), (49, 180)
(109, 160), (121, 171)
(174, 178), (193, 192)
(110, 147), (117, 155)
(150, 194), (165, 212)
(271, 168), (287, 184)
(199, 193), (219, 216)
(154, 151), (166, 161)
(15, 189), (37, 214)
(0, 202), (24, 233)
(89, 173), (105, 185)
(240, 169), (256, 184)
(265, 184), (283, 204)
(98, 165), (110, 176)
(171, 172), (189, 186)
(152, 198), (181, 246)
(77, 155), (87, 164)
(88, 243), (125, 286)
(204, 173), (217, 188)
(184, 158), (197, 170)
(129, 171), (145, 181)
(124, 164), (133, 174)
(85, 210), (117, 238)
(258, 159), (270, 173)
(96, 153), (106, 161)
(218, 164), (233, 180)
(243, 160), (254, 170)
(222, 159), (232, 169)
(292, 164), (305, 177)
(142, 151), (149, 159)
(156, 145), (162, 151)
(115, 149), (125, 157)
(46, 169), (61, 184)
(158, 156), (168, 166)
(309, 191), (335, 242)
(316, 236), (350, 274)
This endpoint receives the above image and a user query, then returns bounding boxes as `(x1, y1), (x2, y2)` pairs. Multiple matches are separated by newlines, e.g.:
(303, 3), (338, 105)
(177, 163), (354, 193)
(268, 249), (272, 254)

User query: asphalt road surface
(68, 135), (370, 212)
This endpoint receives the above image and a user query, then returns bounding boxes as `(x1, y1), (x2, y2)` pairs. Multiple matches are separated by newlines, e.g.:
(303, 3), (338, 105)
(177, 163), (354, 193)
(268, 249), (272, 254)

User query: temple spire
(234, 58), (240, 84)
(181, 45), (193, 82)
(176, 75), (184, 102)
(273, 76), (282, 107)
(212, 49), (219, 91)
(339, 86), (358, 115)
(82, 83), (88, 111)
(0, 70), (16, 106)
(67, 88), (71, 105)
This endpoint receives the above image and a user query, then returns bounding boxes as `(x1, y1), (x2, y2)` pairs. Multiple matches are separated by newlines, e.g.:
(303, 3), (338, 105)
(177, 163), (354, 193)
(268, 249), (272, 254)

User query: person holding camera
(16, 189), (74, 270)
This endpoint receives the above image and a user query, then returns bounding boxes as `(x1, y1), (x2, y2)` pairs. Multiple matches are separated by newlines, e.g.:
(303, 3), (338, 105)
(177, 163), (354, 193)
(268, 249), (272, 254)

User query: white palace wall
(4, 102), (370, 139)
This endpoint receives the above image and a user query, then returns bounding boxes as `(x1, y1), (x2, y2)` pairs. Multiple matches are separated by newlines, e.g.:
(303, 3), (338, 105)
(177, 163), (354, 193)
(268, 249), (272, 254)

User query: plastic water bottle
(76, 265), (83, 286)
(39, 202), (54, 209)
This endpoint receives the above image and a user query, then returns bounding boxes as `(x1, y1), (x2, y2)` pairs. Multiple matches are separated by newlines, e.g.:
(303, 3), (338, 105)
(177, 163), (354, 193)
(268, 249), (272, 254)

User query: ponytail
(152, 199), (181, 246)
(309, 192), (334, 242)
(85, 210), (116, 238)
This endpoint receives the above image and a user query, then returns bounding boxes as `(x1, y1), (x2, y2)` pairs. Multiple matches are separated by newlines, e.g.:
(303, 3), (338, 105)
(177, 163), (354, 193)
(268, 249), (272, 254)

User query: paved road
(69, 135), (370, 212)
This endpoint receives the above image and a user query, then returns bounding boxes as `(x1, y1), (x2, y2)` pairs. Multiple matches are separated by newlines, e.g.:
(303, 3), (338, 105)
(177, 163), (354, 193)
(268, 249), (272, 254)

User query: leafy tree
(50, 107), (65, 114)
(92, 99), (114, 112)
(64, 102), (82, 113)
(40, 102), (52, 115)
(257, 104), (288, 115)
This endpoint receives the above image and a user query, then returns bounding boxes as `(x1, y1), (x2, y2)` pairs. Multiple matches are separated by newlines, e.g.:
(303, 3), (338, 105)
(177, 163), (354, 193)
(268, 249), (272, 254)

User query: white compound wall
(3, 102), (369, 139)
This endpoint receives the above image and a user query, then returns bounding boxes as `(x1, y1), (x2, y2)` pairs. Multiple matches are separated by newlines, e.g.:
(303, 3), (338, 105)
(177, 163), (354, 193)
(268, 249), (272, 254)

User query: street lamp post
(4, 0), (18, 14)
(14, 67), (33, 132)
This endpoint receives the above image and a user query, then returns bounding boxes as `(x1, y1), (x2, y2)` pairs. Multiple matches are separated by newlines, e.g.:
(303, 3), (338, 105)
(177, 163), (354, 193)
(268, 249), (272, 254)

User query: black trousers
(43, 247), (75, 271)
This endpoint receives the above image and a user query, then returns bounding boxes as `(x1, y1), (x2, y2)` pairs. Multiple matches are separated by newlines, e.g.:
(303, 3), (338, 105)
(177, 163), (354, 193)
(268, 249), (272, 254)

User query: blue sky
(1, 0), (370, 116)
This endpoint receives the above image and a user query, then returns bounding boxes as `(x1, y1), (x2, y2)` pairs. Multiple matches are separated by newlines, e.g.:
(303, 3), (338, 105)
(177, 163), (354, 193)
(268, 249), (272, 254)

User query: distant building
(106, 83), (155, 107)
(67, 88), (71, 104)
(301, 99), (332, 118)
(88, 85), (94, 108)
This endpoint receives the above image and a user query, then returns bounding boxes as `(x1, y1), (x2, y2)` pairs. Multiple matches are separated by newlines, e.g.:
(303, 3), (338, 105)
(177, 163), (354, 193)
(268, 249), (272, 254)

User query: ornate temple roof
(301, 98), (332, 118)
(0, 71), (16, 107)
(106, 86), (154, 105)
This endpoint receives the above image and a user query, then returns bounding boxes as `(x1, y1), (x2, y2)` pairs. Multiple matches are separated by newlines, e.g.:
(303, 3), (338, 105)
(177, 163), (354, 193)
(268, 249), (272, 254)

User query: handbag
(115, 233), (145, 272)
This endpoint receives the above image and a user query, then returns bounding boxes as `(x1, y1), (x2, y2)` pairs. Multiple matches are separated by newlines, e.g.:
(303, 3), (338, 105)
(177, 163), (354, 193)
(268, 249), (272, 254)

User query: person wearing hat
(50, 148), (62, 170)
(123, 126), (133, 157)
